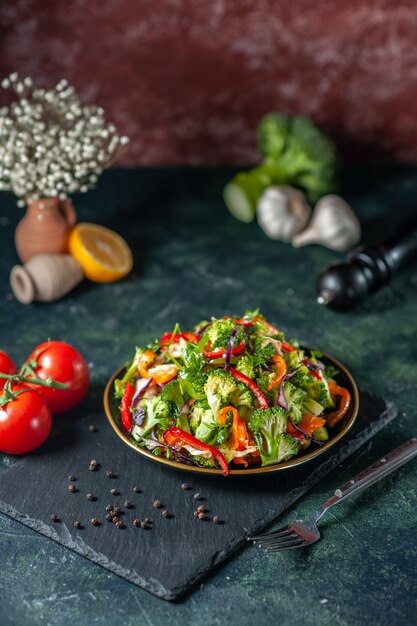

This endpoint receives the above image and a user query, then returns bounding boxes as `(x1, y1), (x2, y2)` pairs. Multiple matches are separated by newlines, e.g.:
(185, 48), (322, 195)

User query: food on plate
(114, 310), (351, 475)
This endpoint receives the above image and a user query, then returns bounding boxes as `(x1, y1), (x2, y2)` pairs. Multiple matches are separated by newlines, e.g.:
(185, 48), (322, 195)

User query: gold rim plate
(103, 349), (359, 476)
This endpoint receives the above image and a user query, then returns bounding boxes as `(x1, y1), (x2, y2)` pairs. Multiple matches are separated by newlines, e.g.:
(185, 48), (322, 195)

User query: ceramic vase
(10, 254), (84, 304)
(14, 197), (77, 262)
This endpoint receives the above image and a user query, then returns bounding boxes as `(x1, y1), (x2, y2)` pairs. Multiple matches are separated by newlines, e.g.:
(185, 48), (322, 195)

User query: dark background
(1, 0), (417, 165)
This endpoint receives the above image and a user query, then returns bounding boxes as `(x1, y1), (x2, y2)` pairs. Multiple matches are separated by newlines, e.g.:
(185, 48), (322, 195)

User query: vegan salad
(114, 310), (351, 475)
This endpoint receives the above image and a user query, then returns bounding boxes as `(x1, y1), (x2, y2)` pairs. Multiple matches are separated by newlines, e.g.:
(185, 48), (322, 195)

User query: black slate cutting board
(0, 391), (396, 601)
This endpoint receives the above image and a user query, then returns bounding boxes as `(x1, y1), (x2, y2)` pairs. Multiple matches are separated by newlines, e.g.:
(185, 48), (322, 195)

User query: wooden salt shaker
(10, 254), (84, 304)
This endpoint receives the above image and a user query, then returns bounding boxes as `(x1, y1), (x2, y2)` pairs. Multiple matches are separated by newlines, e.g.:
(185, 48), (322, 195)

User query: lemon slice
(69, 223), (133, 283)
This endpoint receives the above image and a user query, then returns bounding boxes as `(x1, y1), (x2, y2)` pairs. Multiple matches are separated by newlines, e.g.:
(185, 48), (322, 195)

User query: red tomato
(0, 351), (17, 390)
(24, 341), (90, 414)
(0, 386), (52, 454)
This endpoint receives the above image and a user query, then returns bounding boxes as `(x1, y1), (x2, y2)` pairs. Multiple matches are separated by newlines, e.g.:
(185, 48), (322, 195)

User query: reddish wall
(1, 1), (417, 165)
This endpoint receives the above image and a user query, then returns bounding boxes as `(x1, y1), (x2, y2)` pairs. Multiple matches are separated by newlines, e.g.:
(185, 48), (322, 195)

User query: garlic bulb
(257, 185), (311, 242)
(292, 194), (361, 251)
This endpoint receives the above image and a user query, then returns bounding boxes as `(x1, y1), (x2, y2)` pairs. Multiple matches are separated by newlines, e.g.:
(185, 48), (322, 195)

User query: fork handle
(314, 437), (417, 522)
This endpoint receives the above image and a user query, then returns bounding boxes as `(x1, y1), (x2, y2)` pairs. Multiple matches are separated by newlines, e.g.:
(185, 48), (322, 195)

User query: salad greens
(115, 310), (351, 475)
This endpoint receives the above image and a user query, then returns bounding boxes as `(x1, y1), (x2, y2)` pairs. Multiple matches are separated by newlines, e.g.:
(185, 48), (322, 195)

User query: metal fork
(249, 436), (417, 552)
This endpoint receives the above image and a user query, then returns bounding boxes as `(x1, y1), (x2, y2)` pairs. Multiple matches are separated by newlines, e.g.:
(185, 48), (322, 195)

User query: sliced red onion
(180, 398), (194, 415)
(131, 377), (152, 407)
(225, 327), (238, 369)
(196, 322), (212, 336)
(305, 360), (325, 372)
(288, 416), (323, 446)
(134, 407), (146, 426)
(276, 367), (300, 410)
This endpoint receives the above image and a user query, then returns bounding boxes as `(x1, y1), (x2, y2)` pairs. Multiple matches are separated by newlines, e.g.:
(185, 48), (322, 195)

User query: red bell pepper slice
(160, 332), (200, 346)
(203, 340), (246, 360)
(120, 381), (134, 431)
(327, 381), (351, 427)
(287, 414), (326, 438)
(163, 426), (230, 476)
(228, 367), (269, 409)
(281, 342), (297, 353)
(223, 315), (254, 329)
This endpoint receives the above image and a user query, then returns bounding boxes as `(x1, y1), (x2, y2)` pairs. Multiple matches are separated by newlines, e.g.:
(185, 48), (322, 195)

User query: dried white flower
(0, 73), (129, 204)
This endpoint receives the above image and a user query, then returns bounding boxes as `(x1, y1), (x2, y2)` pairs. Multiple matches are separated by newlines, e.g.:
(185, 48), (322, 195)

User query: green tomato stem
(0, 372), (67, 390)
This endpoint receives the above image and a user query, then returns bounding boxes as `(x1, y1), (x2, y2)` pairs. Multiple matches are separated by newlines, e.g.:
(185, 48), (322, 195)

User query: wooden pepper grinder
(316, 222), (417, 310)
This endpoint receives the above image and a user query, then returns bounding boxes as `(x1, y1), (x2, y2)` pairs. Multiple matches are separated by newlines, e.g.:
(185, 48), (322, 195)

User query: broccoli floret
(179, 370), (208, 400)
(263, 115), (338, 202)
(291, 366), (334, 410)
(250, 337), (276, 366)
(188, 402), (227, 445)
(283, 350), (302, 371)
(223, 113), (338, 222)
(131, 397), (174, 439)
(160, 379), (184, 411)
(204, 369), (238, 416)
(257, 113), (290, 160)
(230, 382), (254, 409)
(249, 408), (298, 466)
(181, 343), (205, 372)
(206, 319), (245, 350)
(189, 400), (212, 432)
(281, 381), (324, 424)
(236, 355), (255, 379)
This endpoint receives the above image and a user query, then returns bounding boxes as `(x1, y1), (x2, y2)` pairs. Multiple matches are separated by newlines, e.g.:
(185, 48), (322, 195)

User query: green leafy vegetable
(223, 113), (339, 222)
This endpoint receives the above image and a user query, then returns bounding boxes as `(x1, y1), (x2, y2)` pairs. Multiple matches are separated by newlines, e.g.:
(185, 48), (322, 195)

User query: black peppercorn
(197, 505), (206, 513)
(198, 512), (207, 520)
(113, 507), (121, 516)
(110, 488), (119, 495)
(124, 500), (132, 509)
(162, 510), (170, 518)
(88, 425), (97, 432)
(105, 513), (113, 521)
(68, 475), (76, 481)
(50, 514), (58, 522)
(90, 518), (100, 526)
(193, 510), (199, 518)
(153, 500), (161, 508)
(86, 492), (96, 501)
(68, 484), (77, 493)
(105, 469), (114, 478)
(116, 521), (124, 529)
(181, 483), (189, 490)
(73, 521), (83, 529)
(213, 515), (221, 524)
(105, 504), (113, 512)
(140, 521), (147, 529)
(112, 516), (120, 524)
(132, 519), (141, 527)
(132, 486), (140, 493)
(193, 492), (201, 500)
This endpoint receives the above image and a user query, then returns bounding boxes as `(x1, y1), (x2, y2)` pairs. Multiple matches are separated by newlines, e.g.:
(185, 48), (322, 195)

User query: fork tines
(249, 526), (304, 551)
